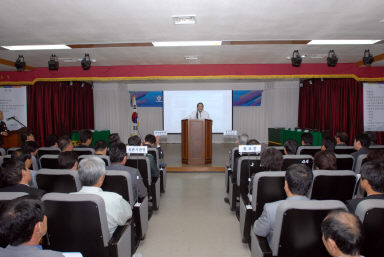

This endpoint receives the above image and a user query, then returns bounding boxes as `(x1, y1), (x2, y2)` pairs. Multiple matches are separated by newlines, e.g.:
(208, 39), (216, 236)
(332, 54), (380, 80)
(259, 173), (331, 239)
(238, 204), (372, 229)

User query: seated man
(260, 148), (283, 171)
(346, 160), (384, 212)
(321, 210), (364, 257)
(73, 157), (132, 237)
(301, 132), (313, 146)
(58, 151), (78, 170)
(321, 136), (336, 152)
(0, 159), (45, 198)
(144, 134), (164, 159)
(21, 129), (35, 145)
(283, 139), (299, 155)
(12, 150), (33, 170)
(128, 135), (160, 179)
(314, 150), (337, 170)
(108, 133), (121, 147)
(335, 131), (349, 146)
(45, 134), (59, 147)
(76, 129), (93, 148)
(106, 143), (147, 201)
(253, 164), (313, 246)
(23, 141), (39, 170)
(0, 197), (64, 256)
(58, 136), (73, 152)
(351, 134), (370, 162)
(94, 140), (108, 155)
(237, 133), (249, 145)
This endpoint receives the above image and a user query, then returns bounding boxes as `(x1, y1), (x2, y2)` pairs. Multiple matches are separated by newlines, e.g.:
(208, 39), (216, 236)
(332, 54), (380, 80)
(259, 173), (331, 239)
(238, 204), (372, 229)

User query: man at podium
(188, 102), (210, 120)
(0, 110), (8, 145)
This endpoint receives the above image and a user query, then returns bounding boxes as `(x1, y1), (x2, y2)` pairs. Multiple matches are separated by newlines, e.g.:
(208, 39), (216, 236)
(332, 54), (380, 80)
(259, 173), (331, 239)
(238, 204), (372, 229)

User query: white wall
(93, 80), (299, 143)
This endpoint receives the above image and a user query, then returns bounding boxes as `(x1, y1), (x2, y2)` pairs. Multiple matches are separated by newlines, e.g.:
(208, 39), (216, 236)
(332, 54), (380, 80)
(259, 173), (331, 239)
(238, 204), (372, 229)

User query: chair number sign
(126, 146), (148, 154)
(239, 145), (261, 154)
(154, 130), (167, 136)
(301, 159), (309, 164)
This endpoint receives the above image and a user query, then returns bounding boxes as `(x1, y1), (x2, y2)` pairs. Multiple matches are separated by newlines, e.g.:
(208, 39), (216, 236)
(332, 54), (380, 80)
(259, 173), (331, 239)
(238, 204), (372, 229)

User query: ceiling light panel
(2, 44), (71, 50)
(308, 40), (380, 45)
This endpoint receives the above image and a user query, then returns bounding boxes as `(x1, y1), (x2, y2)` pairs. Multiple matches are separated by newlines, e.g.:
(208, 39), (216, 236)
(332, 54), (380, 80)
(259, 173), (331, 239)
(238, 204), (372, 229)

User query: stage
(161, 143), (234, 172)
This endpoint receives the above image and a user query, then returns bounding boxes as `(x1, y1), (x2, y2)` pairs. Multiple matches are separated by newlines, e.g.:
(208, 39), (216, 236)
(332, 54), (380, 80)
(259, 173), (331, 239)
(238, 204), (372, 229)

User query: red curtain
(298, 78), (383, 145)
(27, 82), (94, 146)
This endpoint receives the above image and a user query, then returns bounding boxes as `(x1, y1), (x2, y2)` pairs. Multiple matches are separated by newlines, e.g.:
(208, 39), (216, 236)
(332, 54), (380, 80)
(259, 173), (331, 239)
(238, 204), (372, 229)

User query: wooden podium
(1, 127), (29, 149)
(181, 119), (212, 165)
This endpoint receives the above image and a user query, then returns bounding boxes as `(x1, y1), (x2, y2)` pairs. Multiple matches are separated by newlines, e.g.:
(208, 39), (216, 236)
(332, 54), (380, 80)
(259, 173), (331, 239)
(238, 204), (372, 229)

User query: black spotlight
(48, 54), (59, 70)
(291, 50), (302, 67)
(14, 55), (26, 71)
(327, 50), (338, 67)
(363, 49), (374, 65)
(81, 53), (91, 70)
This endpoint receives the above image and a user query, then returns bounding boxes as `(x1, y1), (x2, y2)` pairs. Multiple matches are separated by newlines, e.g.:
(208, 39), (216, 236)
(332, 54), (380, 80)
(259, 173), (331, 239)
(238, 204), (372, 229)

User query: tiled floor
(136, 173), (250, 257)
(162, 143), (235, 167)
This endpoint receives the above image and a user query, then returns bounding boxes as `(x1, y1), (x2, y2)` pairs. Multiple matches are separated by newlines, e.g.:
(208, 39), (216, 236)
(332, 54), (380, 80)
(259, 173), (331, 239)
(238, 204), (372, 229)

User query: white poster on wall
(0, 86), (27, 130)
(363, 83), (384, 132)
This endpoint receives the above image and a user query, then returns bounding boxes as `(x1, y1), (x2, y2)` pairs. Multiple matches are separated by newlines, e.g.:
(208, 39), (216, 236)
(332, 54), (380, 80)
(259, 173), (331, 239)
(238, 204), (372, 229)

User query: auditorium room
(1, 1), (384, 257)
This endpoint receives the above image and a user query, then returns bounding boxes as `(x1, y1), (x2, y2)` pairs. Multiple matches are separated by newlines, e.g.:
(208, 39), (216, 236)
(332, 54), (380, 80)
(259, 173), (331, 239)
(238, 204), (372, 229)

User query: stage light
(327, 50), (338, 67)
(14, 55), (26, 71)
(363, 49), (374, 65)
(81, 53), (91, 70)
(48, 54), (59, 70)
(291, 50), (302, 67)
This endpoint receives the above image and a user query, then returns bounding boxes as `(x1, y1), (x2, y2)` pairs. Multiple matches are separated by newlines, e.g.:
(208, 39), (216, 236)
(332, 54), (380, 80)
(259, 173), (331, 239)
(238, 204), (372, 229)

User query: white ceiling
(0, 0), (384, 71)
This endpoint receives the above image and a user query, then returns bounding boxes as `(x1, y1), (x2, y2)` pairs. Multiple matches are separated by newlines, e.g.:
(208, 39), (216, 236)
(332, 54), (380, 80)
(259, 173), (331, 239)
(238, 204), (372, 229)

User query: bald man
(321, 210), (364, 257)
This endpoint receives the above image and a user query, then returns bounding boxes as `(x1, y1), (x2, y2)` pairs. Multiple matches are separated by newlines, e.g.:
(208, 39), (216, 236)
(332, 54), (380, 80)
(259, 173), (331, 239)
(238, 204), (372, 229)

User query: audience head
(94, 140), (108, 155)
(45, 134), (59, 147)
(301, 133), (313, 146)
(314, 150), (337, 170)
(284, 164), (313, 196)
(23, 141), (39, 156)
(58, 151), (78, 170)
(335, 131), (349, 145)
(284, 140), (299, 155)
(247, 139), (260, 145)
(0, 159), (30, 187)
(360, 160), (384, 194)
(366, 131), (377, 146)
(321, 210), (363, 257)
(0, 197), (47, 246)
(366, 149), (384, 162)
(321, 136), (336, 152)
(237, 133), (249, 145)
(144, 134), (157, 146)
(78, 157), (106, 187)
(21, 130), (35, 144)
(128, 135), (142, 146)
(108, 133), (121, 147)
(354, 134), (370, 150)
(109, 143), (127, 164)
(260, 148), (283, 171)
(58, 136), (73, 152)
(79, 129), (93, 146)
(11, 150), (32, 169)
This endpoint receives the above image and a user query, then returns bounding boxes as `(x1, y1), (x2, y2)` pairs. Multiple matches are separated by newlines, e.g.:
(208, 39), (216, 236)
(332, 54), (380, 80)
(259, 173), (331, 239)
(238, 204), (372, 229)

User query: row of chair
(249, 199), (384, 257)
(238, 170), (358, 243)
(0, 191), (138, 257)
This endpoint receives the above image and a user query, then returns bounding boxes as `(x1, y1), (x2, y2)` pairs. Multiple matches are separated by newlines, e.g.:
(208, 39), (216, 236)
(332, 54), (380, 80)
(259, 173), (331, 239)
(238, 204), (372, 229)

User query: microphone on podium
(6, 116), (16, 121)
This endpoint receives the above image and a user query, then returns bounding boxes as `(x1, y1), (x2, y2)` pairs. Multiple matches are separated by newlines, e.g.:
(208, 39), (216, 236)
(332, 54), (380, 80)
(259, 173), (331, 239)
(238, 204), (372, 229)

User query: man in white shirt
(73, 156), (132, 237)
(189, 102), (210, 120)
